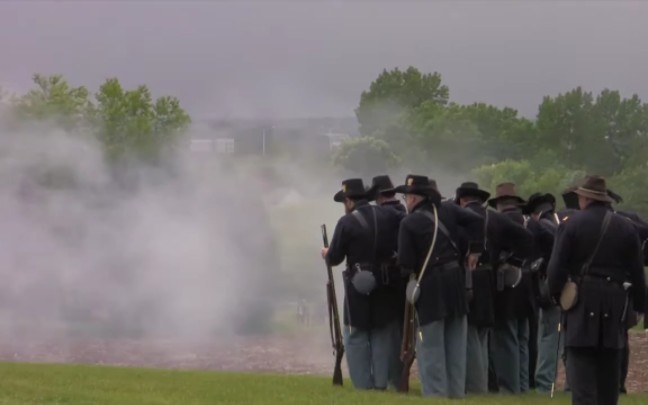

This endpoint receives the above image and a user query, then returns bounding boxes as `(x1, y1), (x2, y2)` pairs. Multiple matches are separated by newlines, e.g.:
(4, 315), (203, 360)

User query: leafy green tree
(9, 74), (191, 164)
(609, 163), (648, 216)
(591, 90), (648, 171)
(473, 159), (584, 204)
(535, 87), (648, 175)
(333, 136), (400, 177)
(459, 103), (536, 161)
(407, 102), (481, 172)
(536, 87), (600, 170)
(93, 78), (190, 163)
(404, 102), (535, 171)
(12, 74), (94, 131)
(355, 67), (449, 139)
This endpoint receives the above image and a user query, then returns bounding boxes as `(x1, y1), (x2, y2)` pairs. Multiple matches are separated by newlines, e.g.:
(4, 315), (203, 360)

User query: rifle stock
(398, 299), (416, 393)
(321, 224), (345, 386)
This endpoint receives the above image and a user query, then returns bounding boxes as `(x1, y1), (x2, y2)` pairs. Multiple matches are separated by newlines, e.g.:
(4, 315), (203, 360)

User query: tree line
(1, 74), (191, 165)
(335, 66), (648, 215)
(4, 71), (648, 215)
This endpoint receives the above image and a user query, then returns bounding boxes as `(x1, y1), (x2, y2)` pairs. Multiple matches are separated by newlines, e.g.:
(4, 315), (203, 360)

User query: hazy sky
(1, 1), (647, 120)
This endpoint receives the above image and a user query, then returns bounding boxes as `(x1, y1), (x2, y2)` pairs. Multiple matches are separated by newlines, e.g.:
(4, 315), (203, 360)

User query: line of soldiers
(321, 174), (647, 404)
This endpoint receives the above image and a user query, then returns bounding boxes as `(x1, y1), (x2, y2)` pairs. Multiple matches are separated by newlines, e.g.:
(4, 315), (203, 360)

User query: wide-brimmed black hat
(573, 175), (614, 204)
(562, 188), (578, 210)
(394, 174), (441, 202)
(487, 182), (526, 208)
(333, 178), (368, 203)
(523, 192), (556, 215)
(367, 175), (396, 201)
(455, 181), (491, 203)
(429, 178), (446, 201)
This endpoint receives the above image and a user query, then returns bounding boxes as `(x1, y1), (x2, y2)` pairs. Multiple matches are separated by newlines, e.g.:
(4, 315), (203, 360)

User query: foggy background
(1, 1), (647, 120)
(0, 0), (646, 370)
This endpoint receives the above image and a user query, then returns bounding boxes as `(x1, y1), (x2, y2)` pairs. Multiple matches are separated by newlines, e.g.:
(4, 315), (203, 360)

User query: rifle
(398, 288), (416, 393)
(321, 224), (345, 386)
(551, 314), (563, 399)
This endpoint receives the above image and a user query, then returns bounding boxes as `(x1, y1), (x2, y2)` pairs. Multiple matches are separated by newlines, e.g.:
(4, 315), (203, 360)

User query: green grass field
(1, 363), (647, 405)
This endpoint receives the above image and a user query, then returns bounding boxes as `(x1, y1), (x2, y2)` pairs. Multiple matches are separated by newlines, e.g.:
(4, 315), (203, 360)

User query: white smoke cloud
(0, 122), (257, 341)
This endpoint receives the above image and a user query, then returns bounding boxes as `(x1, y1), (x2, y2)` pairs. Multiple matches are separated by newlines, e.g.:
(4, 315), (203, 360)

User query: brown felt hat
(563, 182), (621, 209)
(573, 175), (614, 203)
(487, 182), (526, 208)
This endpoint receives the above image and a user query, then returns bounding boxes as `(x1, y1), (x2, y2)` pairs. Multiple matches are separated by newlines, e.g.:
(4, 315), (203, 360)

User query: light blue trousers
(343, 321), (400, 390)
(535, 306), (562, 393)
(466, 325), (489, 394)
(416, 316), (468, 398)
(493, 318), (530, 394)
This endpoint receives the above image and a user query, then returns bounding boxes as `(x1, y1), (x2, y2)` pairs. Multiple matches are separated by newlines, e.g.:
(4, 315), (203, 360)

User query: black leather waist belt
(583, 274), (625, 286)
(380, 262), (399, 271)
(346, 261), (396, 270)
(430, 261), (460, 272)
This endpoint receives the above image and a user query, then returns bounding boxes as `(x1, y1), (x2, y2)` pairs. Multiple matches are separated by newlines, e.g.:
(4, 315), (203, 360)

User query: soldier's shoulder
(441, 199), (457, 208)
(385, 204), (407, 222)
(374, 204), (400, 221)
(338, 211), (358, 225)
(390, 203), (408, 214)
(400, 210), (417, 222)
(490, 209), (520, 225)
(616, 210), (646, 225)
(612, 211), (640, 232)
(557, 209), (576, 220)
(466, 203), (486, 216)
(333, 215), (348, 228)
(567, 208), (591, 219)
(559, 209), (586, 226)
(439, 201), (465, 219)
(400, 210), (425, 227)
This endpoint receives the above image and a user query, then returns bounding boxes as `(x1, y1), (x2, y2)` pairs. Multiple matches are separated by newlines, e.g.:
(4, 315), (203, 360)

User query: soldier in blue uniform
(366, 175), (406, 390)
(548, 176), (646, 405)
(367, 175), (407, 217)
(563, 184), (648, 394)
(322, 178), (403, 390)
(395, 175), (484, 398)
(487, 183), (553, 394)
(523, 192), (562, 394)
(454, 182), (534, 394)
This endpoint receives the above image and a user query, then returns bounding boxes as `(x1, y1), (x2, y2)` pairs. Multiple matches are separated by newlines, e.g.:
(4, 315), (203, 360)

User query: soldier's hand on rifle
(466, 253), (479, 271)
(321, 247), (329, 259)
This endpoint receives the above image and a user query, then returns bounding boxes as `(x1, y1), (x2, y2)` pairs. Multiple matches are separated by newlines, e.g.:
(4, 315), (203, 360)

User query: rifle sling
(579, 210), (613, 278)
(352, 207), (379, 264)
(415, 206), (439, 284)
(420, 210), (459, 254)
